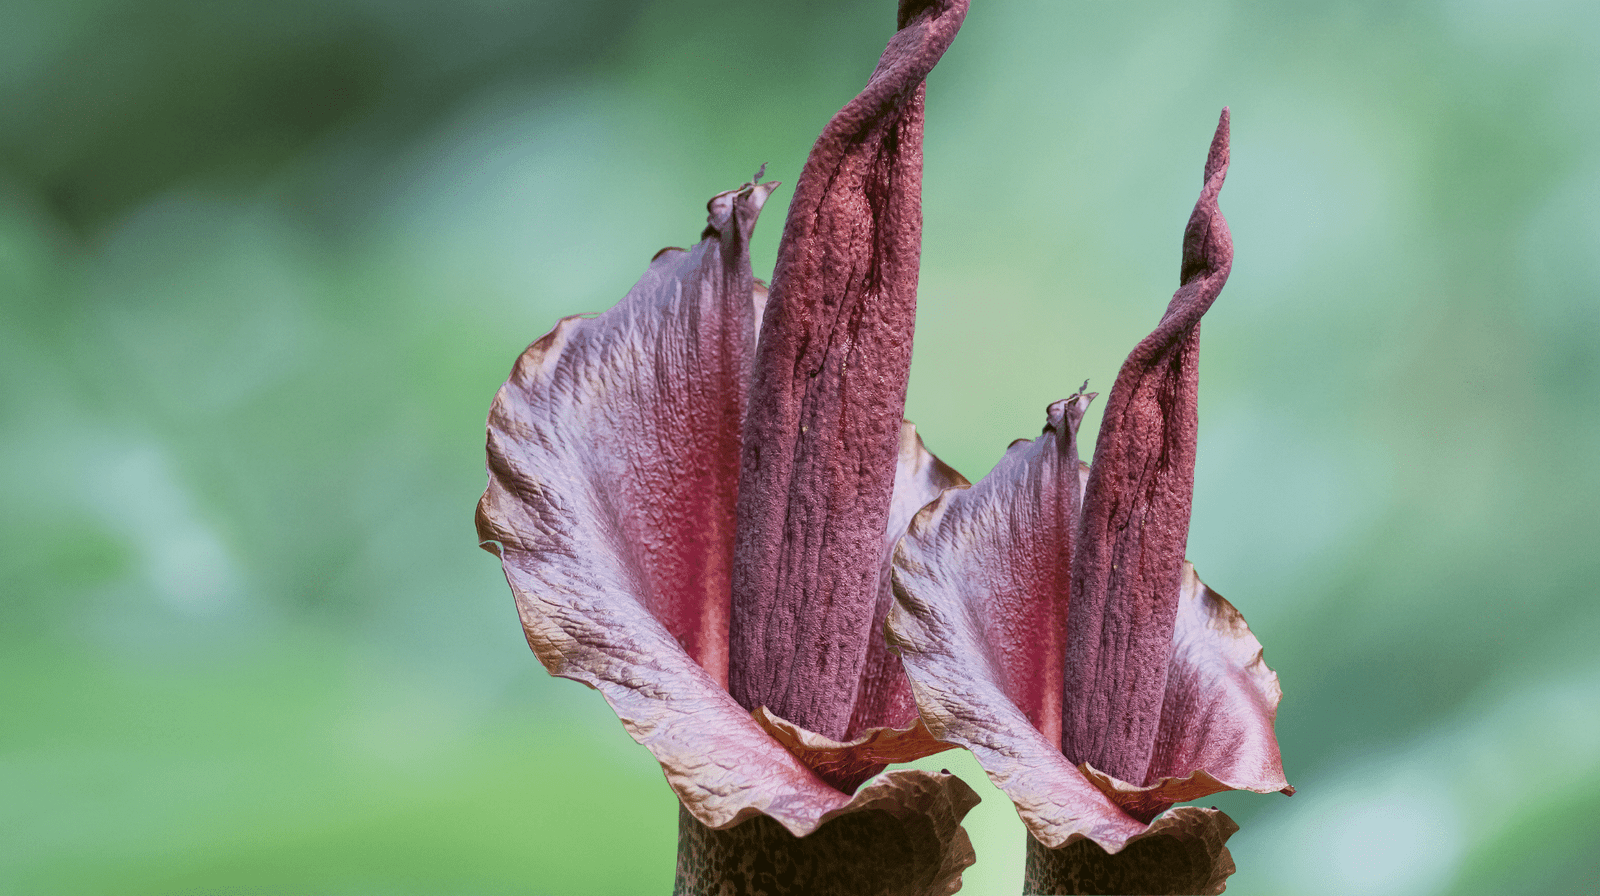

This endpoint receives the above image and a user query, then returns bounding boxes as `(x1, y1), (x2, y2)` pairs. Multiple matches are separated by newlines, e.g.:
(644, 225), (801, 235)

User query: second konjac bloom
(890, 111), (1292, 894)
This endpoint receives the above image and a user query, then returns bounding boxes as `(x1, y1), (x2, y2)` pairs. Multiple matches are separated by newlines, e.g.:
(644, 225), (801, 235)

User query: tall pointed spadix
(1062, 109), (1234, 787)
(728, 0), (968, 739)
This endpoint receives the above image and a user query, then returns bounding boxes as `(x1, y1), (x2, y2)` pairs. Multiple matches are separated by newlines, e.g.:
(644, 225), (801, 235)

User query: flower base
(673, 770), (979, 896)
(1021, 809), (1238, 896)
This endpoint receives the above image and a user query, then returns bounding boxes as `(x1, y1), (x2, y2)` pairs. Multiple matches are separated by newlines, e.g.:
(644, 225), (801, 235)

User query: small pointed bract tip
(1046, 400), (1068, 433)
(704, 179), (779, 238)
(1067, 388), (1096, 430)
(1066, 382), (1097, 414)
(1045, 388), (1096, 434)
(743, 179), (779, 209)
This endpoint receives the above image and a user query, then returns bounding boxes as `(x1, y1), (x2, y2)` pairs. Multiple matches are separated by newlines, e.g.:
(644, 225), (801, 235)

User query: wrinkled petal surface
(1062, 109), (1235, 786)
(730, 0), (969, 739)
(476, 182), (978, 838)
(750, 422), (970, 794)
(848, 421), (970, 739)
(756, 707), (953, 796)
(890, 424), (1146, 851)
(479, 181), (775, 684)
(754, 422), (966, 794)
(891, 406), (1285, 854)
(1077, 564), (1291, 821)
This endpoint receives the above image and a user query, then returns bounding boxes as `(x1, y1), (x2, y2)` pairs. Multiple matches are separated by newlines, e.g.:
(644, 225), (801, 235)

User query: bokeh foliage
(3, 0), (1597, 893)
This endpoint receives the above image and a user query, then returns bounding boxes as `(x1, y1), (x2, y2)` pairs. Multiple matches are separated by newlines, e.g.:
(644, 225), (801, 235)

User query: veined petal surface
(479, 181), (774, 683)
(476, 182), (845, 834)
(1115, 563), (1291, 811)
(891, 419), (1147, 853)
(1069, 563), (1288, 822)
(890, 441), (1263, 890)
(848, 421), (970, 739)
(477, 182), (981, 846)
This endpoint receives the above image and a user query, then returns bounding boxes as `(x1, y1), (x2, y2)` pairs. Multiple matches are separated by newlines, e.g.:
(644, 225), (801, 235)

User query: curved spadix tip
(1204, 108), (1230, 185)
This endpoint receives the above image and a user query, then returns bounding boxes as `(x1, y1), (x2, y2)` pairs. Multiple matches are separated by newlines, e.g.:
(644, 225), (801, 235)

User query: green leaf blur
(2, 1), (1596, 893)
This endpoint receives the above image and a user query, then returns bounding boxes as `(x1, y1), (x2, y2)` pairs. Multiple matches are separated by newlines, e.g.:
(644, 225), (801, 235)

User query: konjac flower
(889, 111), (1293, 894)
(475, 2), (974, 893)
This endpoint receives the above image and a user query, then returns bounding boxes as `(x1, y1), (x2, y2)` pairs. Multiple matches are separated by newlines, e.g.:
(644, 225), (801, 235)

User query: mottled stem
(673, 774), (978, 896)
(1021, 819), (1237, 896)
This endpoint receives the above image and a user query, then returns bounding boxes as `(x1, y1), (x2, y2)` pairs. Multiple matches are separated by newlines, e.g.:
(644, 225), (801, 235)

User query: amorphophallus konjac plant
(475, 1), (977, 894)
(888, 110), (1293, 894)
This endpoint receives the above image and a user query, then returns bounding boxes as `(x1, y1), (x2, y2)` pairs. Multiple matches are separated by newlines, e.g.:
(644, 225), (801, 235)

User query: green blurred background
(3, 0), (1597, 893)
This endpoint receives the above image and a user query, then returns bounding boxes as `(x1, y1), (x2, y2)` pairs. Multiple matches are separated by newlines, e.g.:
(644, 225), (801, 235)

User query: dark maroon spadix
(728, 0), (968, 740)
(889, 109), (1287, 891)
(1061, 109), (1234, 789)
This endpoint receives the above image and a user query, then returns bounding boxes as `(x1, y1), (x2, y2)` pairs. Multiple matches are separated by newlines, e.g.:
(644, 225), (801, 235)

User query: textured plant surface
(477, 1), (979, 893)
(476, 0), (1294, 889)
(889, 111), (1292, 895)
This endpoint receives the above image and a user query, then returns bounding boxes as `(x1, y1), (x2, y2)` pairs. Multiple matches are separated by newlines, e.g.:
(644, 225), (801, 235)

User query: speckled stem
(674, 802), (973, 896)
(1020, 822), (1236, 896)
